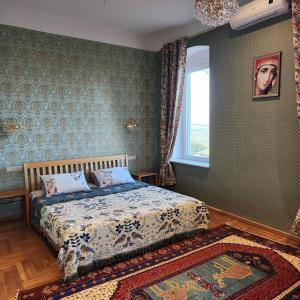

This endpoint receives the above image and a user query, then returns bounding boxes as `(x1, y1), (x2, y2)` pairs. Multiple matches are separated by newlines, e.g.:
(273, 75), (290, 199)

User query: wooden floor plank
(0, 210), (298, 300)
(0, 279), (7, 300)
(3, 268), (21, 300)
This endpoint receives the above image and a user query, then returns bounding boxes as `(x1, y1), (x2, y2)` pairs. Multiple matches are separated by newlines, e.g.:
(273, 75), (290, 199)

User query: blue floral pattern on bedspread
(33, 182), (209, 281)
(31, 181), (148, 231)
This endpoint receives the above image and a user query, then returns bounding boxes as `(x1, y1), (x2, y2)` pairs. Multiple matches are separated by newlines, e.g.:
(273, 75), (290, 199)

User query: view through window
(186, 67), (209, 162)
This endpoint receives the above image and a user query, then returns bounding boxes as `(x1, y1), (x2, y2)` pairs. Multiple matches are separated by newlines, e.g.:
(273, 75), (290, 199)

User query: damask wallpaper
(0, 24), (160, 218)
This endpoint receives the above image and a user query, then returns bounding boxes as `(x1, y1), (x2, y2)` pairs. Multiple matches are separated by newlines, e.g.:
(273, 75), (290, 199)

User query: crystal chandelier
(194, 0), (239, 27)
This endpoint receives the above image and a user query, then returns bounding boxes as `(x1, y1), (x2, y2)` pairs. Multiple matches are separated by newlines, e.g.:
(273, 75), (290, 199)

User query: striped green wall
(171, 17), (300, 233)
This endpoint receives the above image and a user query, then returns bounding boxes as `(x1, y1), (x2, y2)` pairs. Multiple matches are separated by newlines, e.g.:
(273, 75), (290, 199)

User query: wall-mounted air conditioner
(230, 0), (289, 30)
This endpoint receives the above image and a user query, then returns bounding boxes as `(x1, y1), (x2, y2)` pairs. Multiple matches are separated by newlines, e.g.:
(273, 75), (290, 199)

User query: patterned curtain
(291, 208), (300, 236)
(292, 1), (300, 236)
(159, 38), (188, 186)
(292, 0), (300, 119)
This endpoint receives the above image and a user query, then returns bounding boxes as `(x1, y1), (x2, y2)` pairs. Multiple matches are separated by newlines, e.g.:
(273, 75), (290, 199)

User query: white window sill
(170, 159), (210, 168)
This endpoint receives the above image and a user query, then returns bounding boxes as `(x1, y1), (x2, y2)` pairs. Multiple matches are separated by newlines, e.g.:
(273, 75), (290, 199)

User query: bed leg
(25, 194), (30, 225)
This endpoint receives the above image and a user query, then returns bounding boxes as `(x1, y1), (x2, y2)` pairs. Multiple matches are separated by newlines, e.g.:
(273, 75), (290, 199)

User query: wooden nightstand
(0, 188), (27, 223)
(132, 171), (159, 186)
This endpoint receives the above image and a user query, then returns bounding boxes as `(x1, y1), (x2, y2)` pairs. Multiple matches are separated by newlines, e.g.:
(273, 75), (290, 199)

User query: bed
(24, 155), (209, 281)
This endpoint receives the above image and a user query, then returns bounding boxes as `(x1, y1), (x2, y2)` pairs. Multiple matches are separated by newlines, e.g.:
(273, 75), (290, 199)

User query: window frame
(171, 47), (210, 168)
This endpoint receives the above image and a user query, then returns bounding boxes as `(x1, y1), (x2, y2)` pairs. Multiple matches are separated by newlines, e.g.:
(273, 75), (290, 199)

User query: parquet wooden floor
(0, 211), (299, 300)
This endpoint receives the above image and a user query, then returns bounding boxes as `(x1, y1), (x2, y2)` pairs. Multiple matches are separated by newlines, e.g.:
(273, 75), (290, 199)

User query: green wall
(0, 25), (160, 219)
(171, 17), (300, 233)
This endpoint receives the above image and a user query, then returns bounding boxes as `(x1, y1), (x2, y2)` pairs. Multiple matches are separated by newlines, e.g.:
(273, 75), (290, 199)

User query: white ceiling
(0, 0), (251, 51)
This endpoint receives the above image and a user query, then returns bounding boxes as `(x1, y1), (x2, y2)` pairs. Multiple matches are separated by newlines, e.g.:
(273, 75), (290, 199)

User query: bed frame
(23, 154), (128, 225)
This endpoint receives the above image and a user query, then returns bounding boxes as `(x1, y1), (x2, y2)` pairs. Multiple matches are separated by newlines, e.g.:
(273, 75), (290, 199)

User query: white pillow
(41, 171), (91, 197)
(91, 167), (135, 188)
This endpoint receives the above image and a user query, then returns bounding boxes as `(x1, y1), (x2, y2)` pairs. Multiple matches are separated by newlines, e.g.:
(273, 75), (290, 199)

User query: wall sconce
(126, 119), (138, 131)
(1, 119), (21, 134)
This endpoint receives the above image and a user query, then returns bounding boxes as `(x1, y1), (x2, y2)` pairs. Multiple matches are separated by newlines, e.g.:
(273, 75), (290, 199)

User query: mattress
(31, 181), (209, 281)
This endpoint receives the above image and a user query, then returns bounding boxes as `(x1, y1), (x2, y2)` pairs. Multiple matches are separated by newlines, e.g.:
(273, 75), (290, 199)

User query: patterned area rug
(18, 225), (300, 300)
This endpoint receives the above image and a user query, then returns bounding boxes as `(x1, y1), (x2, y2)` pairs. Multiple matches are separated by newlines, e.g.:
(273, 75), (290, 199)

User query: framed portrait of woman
(252, 52), (281, 99)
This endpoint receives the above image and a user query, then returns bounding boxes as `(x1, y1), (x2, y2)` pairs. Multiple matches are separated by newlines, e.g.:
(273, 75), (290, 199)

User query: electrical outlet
(6, 166), (23, 172)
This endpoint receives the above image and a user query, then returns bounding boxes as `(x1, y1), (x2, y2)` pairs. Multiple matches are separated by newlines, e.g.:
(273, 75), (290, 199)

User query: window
(172, 46), (210, 167)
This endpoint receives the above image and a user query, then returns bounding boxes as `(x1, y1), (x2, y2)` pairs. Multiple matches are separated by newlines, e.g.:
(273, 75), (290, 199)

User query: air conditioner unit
(230, 0), (289, 30)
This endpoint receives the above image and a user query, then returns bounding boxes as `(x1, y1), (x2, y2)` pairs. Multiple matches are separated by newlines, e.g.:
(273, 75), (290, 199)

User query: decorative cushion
(40, 180), (97, 195)
(41, 172), (91, 197)
(91, 167), (135, 188)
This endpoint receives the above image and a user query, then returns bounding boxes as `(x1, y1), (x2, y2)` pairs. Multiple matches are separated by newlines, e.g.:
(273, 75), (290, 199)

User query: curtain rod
(163, 27), (213, 47)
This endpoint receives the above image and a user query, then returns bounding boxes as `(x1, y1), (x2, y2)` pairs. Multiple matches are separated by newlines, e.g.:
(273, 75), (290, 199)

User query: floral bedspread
(37, 183), (209, 281)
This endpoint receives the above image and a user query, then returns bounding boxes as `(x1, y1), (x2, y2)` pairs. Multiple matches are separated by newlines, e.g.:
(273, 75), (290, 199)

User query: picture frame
(252, 51), (281, 99)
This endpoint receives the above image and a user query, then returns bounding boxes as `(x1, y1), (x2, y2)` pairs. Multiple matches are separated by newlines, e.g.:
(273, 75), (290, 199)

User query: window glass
(187, 68), (209, 161)
(172, 46), (209, 167)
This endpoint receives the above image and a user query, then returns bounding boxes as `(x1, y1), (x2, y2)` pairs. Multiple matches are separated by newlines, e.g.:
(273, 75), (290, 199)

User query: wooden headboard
(24, 154), (128, 193)
(23, 154), (128, 224)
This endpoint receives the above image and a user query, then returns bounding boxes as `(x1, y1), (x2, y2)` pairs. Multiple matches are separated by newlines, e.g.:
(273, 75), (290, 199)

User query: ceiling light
(194, 0), (239, 27)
